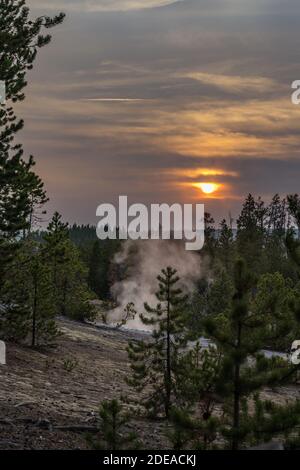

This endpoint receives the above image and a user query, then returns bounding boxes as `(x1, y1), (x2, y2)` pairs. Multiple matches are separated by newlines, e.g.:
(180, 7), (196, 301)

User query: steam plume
(107, 239), (203, 330)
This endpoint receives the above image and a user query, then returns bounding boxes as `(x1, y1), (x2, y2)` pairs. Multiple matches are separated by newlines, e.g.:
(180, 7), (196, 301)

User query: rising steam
(107, 239), (203, 330)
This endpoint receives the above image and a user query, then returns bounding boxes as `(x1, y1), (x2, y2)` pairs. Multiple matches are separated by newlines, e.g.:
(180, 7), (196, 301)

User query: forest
(1, 0), (300, 452)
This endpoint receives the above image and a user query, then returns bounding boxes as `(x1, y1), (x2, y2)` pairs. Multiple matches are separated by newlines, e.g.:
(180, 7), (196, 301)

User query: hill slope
(0, 319), (298, 449)
(0, 319), (165, 449)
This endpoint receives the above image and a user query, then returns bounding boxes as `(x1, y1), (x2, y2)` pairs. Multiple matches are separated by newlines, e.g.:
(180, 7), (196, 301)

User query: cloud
(20, 0), (300, 225)
(28, 0), (181, 12)
(183, 72), (281, 95)
(83, 98), (150, 102)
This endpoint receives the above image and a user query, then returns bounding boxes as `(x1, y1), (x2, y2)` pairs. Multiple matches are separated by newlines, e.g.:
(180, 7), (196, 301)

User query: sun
(194, 182), (219, 194)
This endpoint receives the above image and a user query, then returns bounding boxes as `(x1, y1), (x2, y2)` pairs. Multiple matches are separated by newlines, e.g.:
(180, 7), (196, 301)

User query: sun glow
(194, 182), (219, 194)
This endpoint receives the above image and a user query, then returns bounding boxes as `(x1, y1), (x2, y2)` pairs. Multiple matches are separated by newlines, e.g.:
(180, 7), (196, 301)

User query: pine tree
(238, 394), (300, 449)
(286, 228), (300, 347)
(262, 195), (293, 277)
(43, 213), (95, 321)
(236, 194), (266, 272)
(22, 164), (48, 236)
(127, 267), (188, 418)
(87, 399), (140, 450)
(168, 344), (221, 449)
(0, 1), (64, 289)
(217, 218), (234, 270)
(56, 240), (95, 321)
(247, 229), (300, 447)
(206, 269), (234, 317)
(167, 407), (196, 450)
(44, 212), (69, 248)
(116, 302), (137, 328)
(167, 406), (219, 450)
(252, 272), (295, 351)
(0, 1), (64, 112)
(267, 194), (287, 235)
(203, 212), (216, 261)
(43, 212), (69, 301)
(287, 194), (300, 235)
(1, 241), (58, 346)
(88, 239), (111, 299)
(203, 258), (292, 449)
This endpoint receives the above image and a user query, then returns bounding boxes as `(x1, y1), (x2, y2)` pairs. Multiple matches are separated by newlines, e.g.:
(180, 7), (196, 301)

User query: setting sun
(194, 182), (219, 194)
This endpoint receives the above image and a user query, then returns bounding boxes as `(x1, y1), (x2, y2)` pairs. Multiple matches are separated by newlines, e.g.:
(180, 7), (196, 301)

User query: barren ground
(0, 319), (167, 450)
(0, 319), (299, 450)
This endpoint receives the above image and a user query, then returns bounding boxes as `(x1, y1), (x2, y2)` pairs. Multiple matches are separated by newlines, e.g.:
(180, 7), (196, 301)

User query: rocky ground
(0, 318), (299, 450)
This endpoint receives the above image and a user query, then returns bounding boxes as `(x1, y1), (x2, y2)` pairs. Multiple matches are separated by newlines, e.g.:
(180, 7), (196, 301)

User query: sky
(19, 0), (300, 225)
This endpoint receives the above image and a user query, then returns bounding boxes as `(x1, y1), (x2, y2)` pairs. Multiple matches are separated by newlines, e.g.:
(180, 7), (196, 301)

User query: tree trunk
(165, 279), (171, 419)
(61, 277), (67, 316)
(31, 275), (38, 348)
(232, 322), (242, 450)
